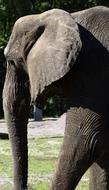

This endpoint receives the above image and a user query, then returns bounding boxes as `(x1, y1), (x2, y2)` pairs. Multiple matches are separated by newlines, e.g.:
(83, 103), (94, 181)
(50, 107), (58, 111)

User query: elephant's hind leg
(90, 147), (109, 190)
(50, 107), (96, 190)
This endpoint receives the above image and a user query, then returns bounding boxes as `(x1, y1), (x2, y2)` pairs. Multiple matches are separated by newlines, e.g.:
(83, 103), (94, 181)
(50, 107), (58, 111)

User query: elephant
(3, 5), (109, 190)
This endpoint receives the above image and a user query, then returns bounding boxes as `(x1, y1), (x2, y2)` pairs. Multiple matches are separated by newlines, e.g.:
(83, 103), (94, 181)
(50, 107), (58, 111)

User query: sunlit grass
(0, 137), (89, 189)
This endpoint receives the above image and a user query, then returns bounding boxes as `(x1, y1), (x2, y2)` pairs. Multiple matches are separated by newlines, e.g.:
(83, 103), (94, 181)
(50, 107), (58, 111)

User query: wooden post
(34, 105), (42, 121)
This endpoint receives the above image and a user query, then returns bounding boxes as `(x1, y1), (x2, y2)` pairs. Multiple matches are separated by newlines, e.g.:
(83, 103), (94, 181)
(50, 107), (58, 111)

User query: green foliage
(0, 0), (109, 117)
(33, 0), (98, 13)
(43, 96), (70, 117)
(43, 97), (61, 117)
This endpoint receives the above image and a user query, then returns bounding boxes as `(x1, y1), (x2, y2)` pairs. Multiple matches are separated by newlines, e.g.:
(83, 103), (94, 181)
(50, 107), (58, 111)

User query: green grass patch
(29, 181), (49, 190)
(29, 156), (57, 176)
(0, 140), (13, 177)
(0, 136), (89, 189)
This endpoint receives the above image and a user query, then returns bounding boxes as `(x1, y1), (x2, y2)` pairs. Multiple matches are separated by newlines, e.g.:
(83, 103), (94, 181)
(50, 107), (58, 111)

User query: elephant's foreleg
(50, 133), (92, 190)
(3, 63), (30, 190)
(50, 107), (96, 190)
(50, 107), (109, 190)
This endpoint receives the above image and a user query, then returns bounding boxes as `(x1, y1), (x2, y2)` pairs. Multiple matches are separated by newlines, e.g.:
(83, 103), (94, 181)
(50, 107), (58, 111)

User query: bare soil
(0, 114), (66, 138)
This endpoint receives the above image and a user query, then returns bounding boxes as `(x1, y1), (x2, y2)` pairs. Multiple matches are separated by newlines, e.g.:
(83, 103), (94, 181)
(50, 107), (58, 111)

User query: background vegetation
(0, 0), (109, 118)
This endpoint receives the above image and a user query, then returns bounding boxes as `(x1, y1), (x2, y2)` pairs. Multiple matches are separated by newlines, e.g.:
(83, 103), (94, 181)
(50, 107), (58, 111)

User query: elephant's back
(71, 6), (109, 51)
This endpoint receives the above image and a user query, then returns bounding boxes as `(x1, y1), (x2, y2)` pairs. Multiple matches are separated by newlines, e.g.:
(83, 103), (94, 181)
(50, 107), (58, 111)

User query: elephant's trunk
(3, 62), (30, 190)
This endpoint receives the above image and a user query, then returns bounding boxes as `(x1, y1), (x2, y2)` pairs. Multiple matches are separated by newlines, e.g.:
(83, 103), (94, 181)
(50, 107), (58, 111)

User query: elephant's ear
(27, 9), (82, 102)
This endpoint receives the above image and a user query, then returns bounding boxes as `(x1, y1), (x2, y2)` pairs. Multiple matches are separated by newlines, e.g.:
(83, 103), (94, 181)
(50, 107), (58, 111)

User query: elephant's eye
(7, 60), (16, 69)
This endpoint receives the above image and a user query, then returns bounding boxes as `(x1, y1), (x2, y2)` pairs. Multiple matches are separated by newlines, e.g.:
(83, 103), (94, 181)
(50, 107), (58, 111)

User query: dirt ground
(0, 113), (66, 138)
(0, 114), (66, 186)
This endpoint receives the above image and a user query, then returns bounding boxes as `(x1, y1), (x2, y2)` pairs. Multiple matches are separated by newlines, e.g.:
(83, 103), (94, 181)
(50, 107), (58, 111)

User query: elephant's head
(4, 9), (82, 105)
(3, 9), (82, 190)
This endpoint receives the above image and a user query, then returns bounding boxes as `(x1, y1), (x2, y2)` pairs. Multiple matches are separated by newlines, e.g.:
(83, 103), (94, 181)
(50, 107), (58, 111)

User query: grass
(0, 136), (89, 190)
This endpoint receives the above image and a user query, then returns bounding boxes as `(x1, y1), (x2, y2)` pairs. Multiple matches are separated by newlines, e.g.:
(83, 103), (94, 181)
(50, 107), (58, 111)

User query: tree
(8, 0), (33, 18)
(0, 0), (109, 118)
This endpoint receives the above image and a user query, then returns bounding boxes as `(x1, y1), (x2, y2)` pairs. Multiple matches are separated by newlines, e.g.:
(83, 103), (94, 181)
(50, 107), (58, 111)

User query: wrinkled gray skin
(3, 6), (109, 190)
